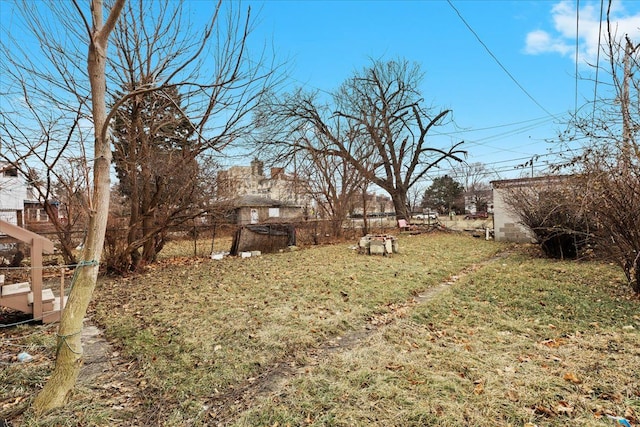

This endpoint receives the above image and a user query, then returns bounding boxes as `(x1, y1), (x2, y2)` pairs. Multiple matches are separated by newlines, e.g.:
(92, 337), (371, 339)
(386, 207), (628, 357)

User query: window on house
(2, 167), (18, 177)
(268, 208), (280, 218)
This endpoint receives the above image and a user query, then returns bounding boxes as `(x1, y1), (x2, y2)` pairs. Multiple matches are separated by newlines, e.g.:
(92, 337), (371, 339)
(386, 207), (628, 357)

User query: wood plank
(1, 281), (30, 296)
(27, 288), (54, 304)
(0, 220), (54, 253)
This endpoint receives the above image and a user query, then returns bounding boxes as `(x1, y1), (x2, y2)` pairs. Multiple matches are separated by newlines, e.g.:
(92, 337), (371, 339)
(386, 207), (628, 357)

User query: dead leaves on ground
(368, 302), (414, 326)
(563, 371), (582, 384)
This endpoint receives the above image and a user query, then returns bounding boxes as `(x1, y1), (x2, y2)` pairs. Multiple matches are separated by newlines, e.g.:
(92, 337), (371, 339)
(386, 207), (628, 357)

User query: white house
(0, 163), (28, 225)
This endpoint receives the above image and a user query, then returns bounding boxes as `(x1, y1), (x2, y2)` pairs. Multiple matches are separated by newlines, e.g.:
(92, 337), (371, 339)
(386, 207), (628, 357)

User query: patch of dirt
(79, 324), (113, 382)
(75, 322), (150, 424)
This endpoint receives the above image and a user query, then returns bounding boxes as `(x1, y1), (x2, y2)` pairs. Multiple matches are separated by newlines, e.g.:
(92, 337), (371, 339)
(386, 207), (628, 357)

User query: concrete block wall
(496, 222), (532, 243)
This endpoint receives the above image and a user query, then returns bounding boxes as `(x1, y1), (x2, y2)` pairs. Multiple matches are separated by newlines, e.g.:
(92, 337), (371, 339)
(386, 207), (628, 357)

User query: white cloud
(524, 30), (572, 55)
(525, 0), (640, 64)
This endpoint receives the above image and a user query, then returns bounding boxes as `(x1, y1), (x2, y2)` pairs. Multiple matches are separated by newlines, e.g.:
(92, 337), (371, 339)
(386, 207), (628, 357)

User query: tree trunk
(391, 191), (410, 222)
(33, 0), (124, 414)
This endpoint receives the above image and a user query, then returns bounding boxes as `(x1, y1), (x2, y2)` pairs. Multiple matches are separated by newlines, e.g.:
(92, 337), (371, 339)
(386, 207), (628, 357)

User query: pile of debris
(357, 234), (398, 256)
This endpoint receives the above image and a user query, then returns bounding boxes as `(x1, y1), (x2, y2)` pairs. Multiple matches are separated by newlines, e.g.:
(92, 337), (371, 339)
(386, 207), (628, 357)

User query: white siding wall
(492, 186), (533, 243)
(0, 177), (27, 211)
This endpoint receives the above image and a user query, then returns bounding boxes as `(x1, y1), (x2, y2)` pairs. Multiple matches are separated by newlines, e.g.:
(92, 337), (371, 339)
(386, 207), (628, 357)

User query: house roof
(491, 174), (573, 189)
(232, 195), (293, 207)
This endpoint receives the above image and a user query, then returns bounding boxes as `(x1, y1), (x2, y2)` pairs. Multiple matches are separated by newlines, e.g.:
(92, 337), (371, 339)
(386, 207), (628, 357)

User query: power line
(575, 0), (580, 115)
(592, 0), (605, 121)
(446, 0), (559, 120)
(438, 111), (581, 162)
(438, 114), (561, 135)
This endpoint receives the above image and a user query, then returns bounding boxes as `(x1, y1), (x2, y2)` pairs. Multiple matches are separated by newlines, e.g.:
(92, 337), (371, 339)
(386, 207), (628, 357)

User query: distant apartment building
(348, 193), (395, 216)
(217, 159), (311, 207)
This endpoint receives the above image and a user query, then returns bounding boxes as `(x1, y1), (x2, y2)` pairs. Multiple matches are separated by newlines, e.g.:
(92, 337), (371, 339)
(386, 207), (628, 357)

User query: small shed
(230, 223), (296, 255)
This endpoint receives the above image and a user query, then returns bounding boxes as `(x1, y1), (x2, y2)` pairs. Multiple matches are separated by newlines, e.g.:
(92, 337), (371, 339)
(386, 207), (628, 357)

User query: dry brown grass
(3, 233), (639, 426)
(232, 251), (640, 427)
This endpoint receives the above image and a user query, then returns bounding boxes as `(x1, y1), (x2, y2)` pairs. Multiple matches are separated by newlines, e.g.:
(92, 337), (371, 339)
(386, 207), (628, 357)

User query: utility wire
(575, 0), (580, 115)
(439, 114), (561, 134)
(446, 0), (559, 120)
(592, 0), (605, 121)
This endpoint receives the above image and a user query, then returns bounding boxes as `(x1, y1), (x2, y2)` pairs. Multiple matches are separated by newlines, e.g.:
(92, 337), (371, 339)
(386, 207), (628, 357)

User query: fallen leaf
(539, 338), (566, 348)
(534, 404), (556, 417)
(625, 406), (637, 421)
(385, 364), (404, 371)
(556, 400), (574, 414)
(563, 372), (582, 384)
(473, 382), (484, 395)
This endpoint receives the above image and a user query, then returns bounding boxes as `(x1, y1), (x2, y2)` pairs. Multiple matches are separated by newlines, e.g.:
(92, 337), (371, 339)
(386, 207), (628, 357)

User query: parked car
(464, 212), (488, 220)
(414, 211), (438, 220)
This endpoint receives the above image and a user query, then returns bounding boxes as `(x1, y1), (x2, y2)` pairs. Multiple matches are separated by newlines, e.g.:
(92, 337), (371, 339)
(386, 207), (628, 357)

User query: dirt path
(73, 249), (512, 425)
(208, 249), (512, 424)
(79, 324), (113, 382)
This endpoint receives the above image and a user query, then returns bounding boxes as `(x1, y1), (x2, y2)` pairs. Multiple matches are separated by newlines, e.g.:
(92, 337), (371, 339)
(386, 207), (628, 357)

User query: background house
(0, 163), (61, 229)
(0, 163), (27, 226)
(230, 195), (304, 225)
(463, 189), (493, 215)
(216, 159), (312, 223)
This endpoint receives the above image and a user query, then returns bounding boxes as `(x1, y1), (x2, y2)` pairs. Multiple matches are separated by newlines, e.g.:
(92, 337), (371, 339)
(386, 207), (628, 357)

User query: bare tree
(105, 0), (277, 272)
(571, 22), (640, 292)
(256, 59), (465, 221)
(1, 0), (279, 412)
(25, 0), (125, 413)
(502, 175), (595, 259)
(0, 75), (93, 264)
(297, 148), (365, 238)
(27, 159), (90, 265)
(452, 162), (493, 213)
(540, 10), (640, 291)
(407, 184), (425, 214)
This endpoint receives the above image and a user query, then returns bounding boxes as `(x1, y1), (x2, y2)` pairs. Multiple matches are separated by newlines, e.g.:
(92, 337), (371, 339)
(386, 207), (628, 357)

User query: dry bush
(579, 150), (640, 292)
(502, 176), (595, 260)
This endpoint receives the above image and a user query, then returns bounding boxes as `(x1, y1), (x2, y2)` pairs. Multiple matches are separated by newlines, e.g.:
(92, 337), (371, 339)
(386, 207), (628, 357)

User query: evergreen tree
(111, 85), (202, 272)
(421, 175), (464, 213)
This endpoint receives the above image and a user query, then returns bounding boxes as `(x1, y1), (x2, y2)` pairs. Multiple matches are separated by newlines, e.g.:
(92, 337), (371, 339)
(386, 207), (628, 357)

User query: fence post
(60, 267), (65, 315)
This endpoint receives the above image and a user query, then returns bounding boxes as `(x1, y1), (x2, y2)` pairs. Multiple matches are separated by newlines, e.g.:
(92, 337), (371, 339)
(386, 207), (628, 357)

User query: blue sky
(240, 0), (640, 180)
(2, 0), (640, 184)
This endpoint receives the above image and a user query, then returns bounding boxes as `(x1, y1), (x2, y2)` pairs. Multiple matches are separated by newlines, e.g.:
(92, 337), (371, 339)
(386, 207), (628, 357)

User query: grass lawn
(2, 232), (639, 426)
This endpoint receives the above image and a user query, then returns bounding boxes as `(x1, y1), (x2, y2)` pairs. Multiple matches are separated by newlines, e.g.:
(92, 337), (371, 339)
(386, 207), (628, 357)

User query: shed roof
(491, 174), (574, 189)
